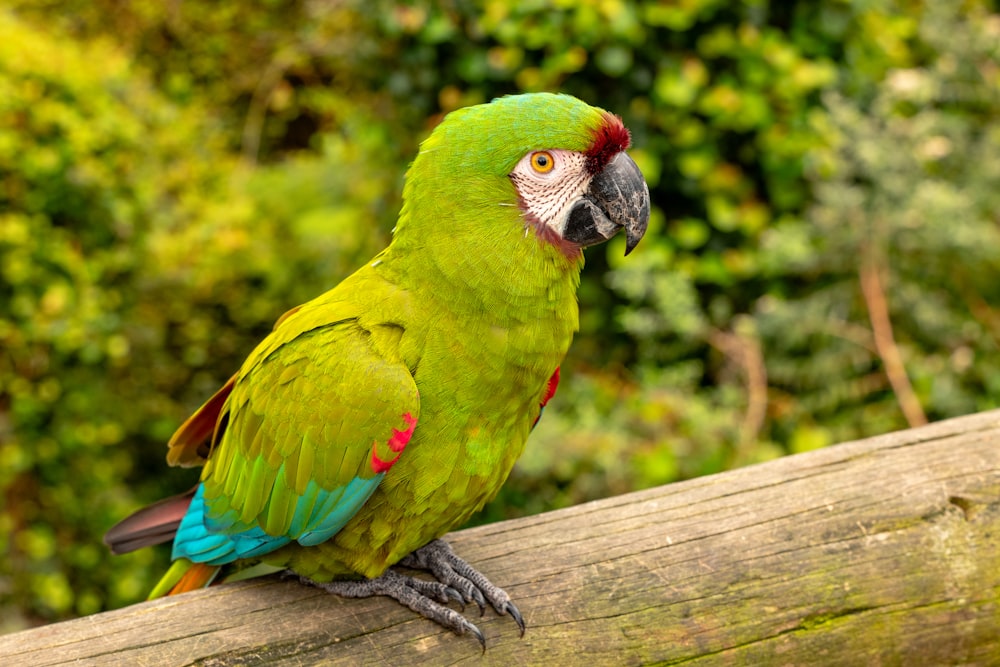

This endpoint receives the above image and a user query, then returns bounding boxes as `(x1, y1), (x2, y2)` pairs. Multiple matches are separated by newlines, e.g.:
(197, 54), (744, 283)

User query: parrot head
(395, 93), (649, 264)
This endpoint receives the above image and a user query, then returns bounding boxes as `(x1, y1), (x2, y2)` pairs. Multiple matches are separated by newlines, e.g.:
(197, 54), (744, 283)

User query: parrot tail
(148, 559), (221, 599)
(103, 487), (196, 555)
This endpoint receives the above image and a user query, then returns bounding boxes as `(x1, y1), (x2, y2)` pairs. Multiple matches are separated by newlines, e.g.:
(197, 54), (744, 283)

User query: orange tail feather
(169, 562), (220, 595)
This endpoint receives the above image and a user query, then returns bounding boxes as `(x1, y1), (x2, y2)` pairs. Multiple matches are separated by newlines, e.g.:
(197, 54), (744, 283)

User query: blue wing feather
(297, 476), (382, 546)
(173, 474), (383, 564)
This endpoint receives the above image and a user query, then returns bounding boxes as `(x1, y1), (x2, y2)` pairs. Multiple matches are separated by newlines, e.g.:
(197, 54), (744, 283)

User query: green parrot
(105, 92), (649, 645)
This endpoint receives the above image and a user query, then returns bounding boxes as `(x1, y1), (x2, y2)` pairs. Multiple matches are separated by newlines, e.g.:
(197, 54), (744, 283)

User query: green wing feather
(198, 269), (420, 542)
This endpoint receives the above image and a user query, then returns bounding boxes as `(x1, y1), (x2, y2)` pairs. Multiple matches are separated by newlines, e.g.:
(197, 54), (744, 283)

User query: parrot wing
(170, 310), (420, 566)
(165, 374), (237, 467)
(166, 301), (308, 468)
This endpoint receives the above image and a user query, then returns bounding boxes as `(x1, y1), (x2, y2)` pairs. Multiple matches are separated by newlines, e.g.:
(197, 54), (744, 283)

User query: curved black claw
(470, 624), (486, 652)
(504, 600), (526, 637)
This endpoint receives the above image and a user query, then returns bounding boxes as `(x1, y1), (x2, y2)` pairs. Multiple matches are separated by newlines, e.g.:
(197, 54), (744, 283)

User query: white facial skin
(509, 149), (592, 238)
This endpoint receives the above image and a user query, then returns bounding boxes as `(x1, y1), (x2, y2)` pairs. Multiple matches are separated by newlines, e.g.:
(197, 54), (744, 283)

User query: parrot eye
(529, 151), (555, 174)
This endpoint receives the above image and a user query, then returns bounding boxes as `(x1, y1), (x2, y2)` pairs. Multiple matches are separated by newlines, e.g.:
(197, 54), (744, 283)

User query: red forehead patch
(585, 112), (631, 174)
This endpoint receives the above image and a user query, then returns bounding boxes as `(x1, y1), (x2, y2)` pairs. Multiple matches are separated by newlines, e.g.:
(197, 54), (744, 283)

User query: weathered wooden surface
(4, 410), (1000, 666)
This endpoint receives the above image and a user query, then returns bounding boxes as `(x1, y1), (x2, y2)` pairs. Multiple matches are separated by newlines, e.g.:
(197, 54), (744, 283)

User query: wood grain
(4, 409), (999, 666)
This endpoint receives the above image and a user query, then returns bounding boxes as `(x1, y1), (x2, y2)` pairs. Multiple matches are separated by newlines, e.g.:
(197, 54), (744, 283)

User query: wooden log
(3, 409), (999, 666)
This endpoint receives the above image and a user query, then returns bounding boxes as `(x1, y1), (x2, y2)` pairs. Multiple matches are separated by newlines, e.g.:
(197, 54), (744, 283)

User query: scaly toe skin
(402, 575), (466, 609)
(400, 549), (484, 611)
(468, 585), (487, 613)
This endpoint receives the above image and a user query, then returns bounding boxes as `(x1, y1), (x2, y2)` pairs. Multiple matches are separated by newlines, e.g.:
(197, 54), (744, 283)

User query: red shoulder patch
(540, 367), (560, 408)
(370, 413), (417, 474)
(532, 367), (561, 430)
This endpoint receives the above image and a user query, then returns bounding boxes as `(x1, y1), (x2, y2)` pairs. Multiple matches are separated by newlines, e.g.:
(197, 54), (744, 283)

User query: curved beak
(562, 152), (650, 255)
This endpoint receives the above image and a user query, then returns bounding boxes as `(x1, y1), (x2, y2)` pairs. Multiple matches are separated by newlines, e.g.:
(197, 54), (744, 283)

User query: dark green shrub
(3, 0), (999, 628)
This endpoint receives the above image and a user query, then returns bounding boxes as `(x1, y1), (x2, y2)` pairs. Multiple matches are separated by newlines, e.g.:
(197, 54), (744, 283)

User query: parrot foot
(295, 539), (523, 650)
(300, 568), (487, 648)
(398, 539), (525, 637)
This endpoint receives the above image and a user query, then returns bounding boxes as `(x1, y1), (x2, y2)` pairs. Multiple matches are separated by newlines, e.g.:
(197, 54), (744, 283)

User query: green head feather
(419, 93), (615, 175)
(387, 93), (627, 298)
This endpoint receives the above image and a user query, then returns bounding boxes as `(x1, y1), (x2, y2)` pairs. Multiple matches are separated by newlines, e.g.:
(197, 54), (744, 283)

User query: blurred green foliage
(2, 0), (999, 630)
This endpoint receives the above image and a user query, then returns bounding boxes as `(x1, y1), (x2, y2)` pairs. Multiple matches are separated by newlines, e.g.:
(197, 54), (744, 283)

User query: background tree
(2, 0), (998, 630)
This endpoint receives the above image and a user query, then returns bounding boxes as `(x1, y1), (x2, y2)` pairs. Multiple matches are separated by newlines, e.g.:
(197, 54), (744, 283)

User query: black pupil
(536, 154), (548, 168)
